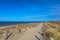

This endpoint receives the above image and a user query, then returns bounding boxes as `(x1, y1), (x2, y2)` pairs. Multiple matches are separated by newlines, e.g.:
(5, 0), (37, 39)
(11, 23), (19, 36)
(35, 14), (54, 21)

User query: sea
(0, 21), (41, 27)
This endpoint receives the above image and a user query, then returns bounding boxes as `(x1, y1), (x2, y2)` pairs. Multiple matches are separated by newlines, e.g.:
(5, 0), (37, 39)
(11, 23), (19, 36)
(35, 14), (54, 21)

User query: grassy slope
(0, 23), (39, 33)
(45, 22), (60, 40)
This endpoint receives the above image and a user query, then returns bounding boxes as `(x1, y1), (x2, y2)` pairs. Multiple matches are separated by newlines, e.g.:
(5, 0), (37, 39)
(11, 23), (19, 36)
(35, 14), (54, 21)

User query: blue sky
(0, 0), (60, 21)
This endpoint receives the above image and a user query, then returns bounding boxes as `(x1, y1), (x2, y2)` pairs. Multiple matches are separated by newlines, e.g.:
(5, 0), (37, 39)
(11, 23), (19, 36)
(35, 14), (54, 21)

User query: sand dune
(0, 23), (40, 40)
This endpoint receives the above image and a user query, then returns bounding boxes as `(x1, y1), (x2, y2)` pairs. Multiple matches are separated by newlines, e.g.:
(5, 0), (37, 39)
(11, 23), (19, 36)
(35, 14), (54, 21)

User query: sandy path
(18, 23), (44, 40)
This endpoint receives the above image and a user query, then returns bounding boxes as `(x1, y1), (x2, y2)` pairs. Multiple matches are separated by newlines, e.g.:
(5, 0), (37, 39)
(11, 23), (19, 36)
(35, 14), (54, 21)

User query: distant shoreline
(0, 22), (33, 27)
(0, 22), (40, 27)
(0, 21), (60, 27)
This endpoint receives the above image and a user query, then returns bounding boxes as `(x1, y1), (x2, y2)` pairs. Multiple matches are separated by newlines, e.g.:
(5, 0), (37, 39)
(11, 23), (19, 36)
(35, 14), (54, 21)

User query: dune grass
(45, 22), (60, 40)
